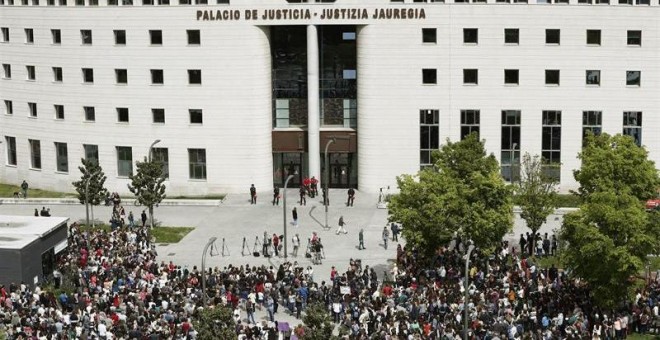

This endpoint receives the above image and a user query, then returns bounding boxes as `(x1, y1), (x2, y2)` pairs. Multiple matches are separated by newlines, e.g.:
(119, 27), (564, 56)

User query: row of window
(420, 28), (643, 46)
(422, 68), (641, 86)
(3, 138), (208, 179)
(1, 66), (200, 85)
(2, 101), (204, 123)
(0, 28), (201, 46)
(0, 0), (228, 6)
(420, 109), (643, 181)
(403, 0), (656, 5)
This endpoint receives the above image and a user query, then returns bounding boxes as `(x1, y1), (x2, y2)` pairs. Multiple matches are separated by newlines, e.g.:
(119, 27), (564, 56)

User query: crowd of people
(0, 215), (658, 339)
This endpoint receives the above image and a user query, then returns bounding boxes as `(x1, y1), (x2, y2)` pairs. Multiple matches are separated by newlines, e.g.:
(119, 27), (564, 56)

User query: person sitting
(40, 207), (48, 216)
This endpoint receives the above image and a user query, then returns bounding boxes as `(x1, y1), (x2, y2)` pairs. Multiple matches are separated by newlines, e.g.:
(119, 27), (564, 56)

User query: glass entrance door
(273, 152), (304, 187)
(322, 153), (357, 188)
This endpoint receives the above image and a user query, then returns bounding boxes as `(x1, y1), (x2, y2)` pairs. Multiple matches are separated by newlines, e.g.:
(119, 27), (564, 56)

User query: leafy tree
(560, 133), (660, 307)
(573, 133), (660, 201)
(128, 157), (166, 228)
(302, 302), (335, 340)
(192, 305), (236, 339)
(515, 153), (558, 245)
(72, 158), (108, 226)
(388, 133), (514, 256)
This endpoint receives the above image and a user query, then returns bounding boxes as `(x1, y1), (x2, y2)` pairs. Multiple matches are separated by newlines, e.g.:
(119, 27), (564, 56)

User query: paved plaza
(0, 190), (569, 326)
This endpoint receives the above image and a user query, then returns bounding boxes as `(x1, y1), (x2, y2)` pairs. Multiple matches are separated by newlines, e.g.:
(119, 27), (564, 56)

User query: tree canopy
(388, 133), (514, 256)
(560, 133), (660, 307)
(302, 302), (336, 340)
(128, 157), (167, 227)
(192, 306), (235, 339)
(72, 158), (108, 206)
(516, 153), (558, 237)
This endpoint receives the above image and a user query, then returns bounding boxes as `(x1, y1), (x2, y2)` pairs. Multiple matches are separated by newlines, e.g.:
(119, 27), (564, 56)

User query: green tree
(515, 153), (558, 245)
(72, 158), (108, 226)
(192, 305), (236, 339)
(573, 133), (660, 201)
(128, 157), (166, 228)
(560, 133), (660, 307)
(388, 133), (514, 256)
(302, 302), (335, 340)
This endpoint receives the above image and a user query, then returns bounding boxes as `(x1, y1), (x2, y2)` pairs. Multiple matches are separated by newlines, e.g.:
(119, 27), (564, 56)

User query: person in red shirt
(272, 234), (280, 257)
(330, 266), (338, 282)
(382, 284), (393, 297)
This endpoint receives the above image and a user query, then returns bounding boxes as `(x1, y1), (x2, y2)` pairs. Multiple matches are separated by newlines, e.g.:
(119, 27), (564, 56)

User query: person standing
(382, 227), (390, 249)
(322, 188), (328, 206)
(20, 180), (28, 199)
(34, 208), (39, 217)
(273, 186), (280, 206)
(272, 234), (280, 257)
(310, 176), (318, 197)
(336, 216), (347, 235)
(347, 188), (355, 207)
(265, 295), (275, 322)
(128, 211), (135, 228)
(292, 207), (298, 227)
(250, 184), (257, 204)
(358, 228), (365, 250)
(299, 186), (306, 206)
(551, 235), (558, 256)
(519, 234), (527, 256)
(292, 234), (300, 257)
(391, 223), (399, 242)
(141, 210), (147, 227)
(262, 231), (269, 257)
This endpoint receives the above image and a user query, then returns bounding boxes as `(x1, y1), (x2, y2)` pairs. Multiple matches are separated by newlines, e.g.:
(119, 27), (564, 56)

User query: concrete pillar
(307, 25), (321, 184)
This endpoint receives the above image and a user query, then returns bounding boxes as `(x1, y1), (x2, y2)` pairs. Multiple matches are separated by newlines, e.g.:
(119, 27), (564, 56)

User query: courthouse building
(0, 0), (658, 195)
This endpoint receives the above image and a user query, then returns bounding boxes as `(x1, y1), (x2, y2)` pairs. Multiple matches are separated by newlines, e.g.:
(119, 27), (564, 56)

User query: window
(152, 108), (165, 123)
(52, 67), (63, 82)
(422, 69), (437, 85)
(84, 144), (99, 164)
(422, 28), (436, 43)
(25, 65), (36, 80)
(82, 68), (94, 83)
(2, 64), (10, 79)
(188, 69), (202, 84)
(627, 30), (641, 46)
(1, 28), (8, 42)
(81, 30), (92, 45)
(84, 106), (95, 121)
(542, 110), (561, 181)
(115, 69), (128, 84)
(463, 69), (478, 85)
(29, 139), (41, 169)
(586, 29), (601, 45)
(504, 28), (519, 44)
(504, 69), (519, 85)
(114, 30), (126, 45)
(54, 104), (64, 119)
(108, 0), (117, 4)
(55, 142), (68, 172)
(25, 28), (34, 43)
(149, 30), (162, 45)
(4, 100), (12, 115)
(420, 109), (439, 169)
(5, 136), (17, 166)
(623, 111), (642, 146)
(151, 147), (169, 178)
(28, 102), (37, 117)
(59, 0), (67, 5)
(188, 149), (207, 180)
(187, 30), (200, 45)
(626, 71), (640, 86)
(586, 70), (600, 86)
(116, 146), (133, 177)
(151, 69), (164, 84)
(189, 109), (203, 124)
(545, 70), (560, 86)
(117, 107), (129, 122)
(51, 29), (61, 44)
(501, 110), (521, 182)
(460, 110), (480, 140)
(463, 28), (478, 44)
(582, 111), (602, 145)
(545, 29), (560, 45)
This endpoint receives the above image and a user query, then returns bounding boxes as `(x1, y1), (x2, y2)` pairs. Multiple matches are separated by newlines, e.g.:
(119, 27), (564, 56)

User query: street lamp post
(201, 236), (217, 307)
(323, 136), (350, 229)
(85, 169), (101, 228)
(148, 139), (161, 162)
(283, 174), (295, 259)
(464, 244), (475, 340)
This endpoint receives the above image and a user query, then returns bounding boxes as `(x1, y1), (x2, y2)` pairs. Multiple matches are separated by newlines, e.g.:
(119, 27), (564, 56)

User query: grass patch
(169, 194), (226, 200)
(79, 224), (194, 243)
(628, 334), (657, 340)
(0, 183), (74, 198)
(528, 255), (562, 269)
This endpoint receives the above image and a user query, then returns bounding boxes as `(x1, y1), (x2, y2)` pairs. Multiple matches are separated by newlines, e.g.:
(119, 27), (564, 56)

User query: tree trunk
(149, 206), (154, 228)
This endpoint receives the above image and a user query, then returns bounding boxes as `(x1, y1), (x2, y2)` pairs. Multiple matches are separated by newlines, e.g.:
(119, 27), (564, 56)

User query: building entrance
(322, 152), (357, 188)
(273, 152), (306, 187)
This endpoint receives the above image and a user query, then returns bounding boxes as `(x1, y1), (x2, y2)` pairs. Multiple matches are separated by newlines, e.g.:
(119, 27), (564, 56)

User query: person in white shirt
(98, 322), (107, 339)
